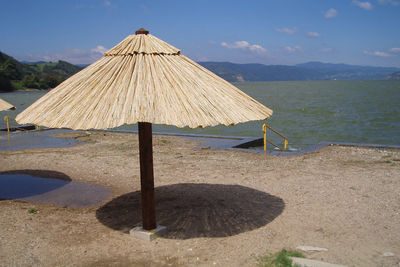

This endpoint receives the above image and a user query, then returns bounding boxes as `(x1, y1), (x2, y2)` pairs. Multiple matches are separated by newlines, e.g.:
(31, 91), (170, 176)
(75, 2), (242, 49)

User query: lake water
(1, 81), (399, 151)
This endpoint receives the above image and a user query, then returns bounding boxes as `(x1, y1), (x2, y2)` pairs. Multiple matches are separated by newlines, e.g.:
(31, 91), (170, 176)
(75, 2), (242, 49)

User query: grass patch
(11, 80), (26, 90)
(340, 160), (367, 166)
(375, 160), (392, 164)
(113, 142), (135, 151)
(258, 249), (304, 267)
(28, 208), (37, 214)
(350, 186), (356, 190)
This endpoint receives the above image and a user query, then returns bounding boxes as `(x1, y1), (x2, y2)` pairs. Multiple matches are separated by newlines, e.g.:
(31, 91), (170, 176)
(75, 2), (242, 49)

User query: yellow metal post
(5, 116), (10, 141)
(284, 139), (288, 150)
(262, 124), (267, 153)
(5, 116), (10, 134)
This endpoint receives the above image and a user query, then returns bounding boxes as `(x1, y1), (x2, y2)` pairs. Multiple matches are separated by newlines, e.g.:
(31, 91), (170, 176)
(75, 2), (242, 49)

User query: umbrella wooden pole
(138, 122), (156, 230)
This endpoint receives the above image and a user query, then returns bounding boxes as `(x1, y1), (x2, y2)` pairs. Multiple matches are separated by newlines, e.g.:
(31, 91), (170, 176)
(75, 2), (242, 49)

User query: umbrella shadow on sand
(96, 183), (285, 239)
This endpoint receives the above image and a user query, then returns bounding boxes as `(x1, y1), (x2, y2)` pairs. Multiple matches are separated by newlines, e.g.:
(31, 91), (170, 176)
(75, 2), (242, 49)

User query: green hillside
(199, 61), (400, 82)
(199, 62), (323, 82)
(0, 51), (82, 92)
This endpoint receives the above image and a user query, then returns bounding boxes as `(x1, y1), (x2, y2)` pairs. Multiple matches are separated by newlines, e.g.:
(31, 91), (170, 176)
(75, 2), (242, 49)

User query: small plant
(160, 139), (170, 144)
(28, 208), (37, 214)
(350, 186), (356, 190)
(258, 249), (304, 267)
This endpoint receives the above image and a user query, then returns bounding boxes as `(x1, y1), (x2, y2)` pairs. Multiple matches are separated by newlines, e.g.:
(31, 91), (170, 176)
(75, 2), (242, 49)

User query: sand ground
(0, 131), (399, 266)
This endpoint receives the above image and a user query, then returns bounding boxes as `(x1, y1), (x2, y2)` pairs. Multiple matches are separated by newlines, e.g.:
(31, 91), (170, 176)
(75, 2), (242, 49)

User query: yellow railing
(3, 116), (40, 134)
(262, 123), (288, 153)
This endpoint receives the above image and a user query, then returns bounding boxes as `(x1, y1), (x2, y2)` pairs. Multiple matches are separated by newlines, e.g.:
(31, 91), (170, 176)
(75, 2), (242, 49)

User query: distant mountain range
(1, 50), (399, 92)
(199, 61), (400, 82)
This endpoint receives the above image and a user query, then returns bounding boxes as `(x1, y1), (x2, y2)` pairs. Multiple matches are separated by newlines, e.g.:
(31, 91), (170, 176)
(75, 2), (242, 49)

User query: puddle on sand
(0, 174), (110, 208)
(0, 129), (79, 151)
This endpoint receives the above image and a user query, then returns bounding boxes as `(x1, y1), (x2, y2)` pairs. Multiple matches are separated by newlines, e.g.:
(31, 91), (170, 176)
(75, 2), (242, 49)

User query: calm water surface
(1, 81), (399, 151)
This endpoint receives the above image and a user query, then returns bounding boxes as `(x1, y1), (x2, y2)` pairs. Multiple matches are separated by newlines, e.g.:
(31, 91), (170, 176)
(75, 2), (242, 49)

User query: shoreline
(0, 88), (48, 93)
(2, 128), (400, 155)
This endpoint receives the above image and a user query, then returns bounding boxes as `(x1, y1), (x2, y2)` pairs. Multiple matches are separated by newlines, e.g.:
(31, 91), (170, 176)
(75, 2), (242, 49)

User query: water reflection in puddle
(0, 174), (110, 208)
(0, 129), (79, 151)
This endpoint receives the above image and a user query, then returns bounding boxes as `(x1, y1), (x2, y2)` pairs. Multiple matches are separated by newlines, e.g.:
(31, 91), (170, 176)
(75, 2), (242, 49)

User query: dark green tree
(42, 73), (63, 88)
(22, 74), (40, 89)
(0, 73), (13, 92)
(0, 59), (22, 80)
(38, 78), (50, 89)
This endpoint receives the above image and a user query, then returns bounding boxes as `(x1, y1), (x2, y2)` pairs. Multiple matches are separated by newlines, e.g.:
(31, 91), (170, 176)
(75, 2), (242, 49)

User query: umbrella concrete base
(129, 225), (167, 241)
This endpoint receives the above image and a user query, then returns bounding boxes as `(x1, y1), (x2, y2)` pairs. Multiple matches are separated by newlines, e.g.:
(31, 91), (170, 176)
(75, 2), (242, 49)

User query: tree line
(0, 51), (82, 92)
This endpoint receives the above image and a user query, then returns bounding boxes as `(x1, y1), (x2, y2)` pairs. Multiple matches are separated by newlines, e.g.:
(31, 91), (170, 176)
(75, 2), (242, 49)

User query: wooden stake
(138, 122), (156, 230)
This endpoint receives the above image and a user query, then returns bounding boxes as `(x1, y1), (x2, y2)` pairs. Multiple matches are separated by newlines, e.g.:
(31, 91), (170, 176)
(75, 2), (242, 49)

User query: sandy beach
(0, 131), (399, 266)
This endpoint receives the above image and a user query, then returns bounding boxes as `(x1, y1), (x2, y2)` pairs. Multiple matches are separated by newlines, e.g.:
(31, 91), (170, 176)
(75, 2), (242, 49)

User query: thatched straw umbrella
(0, 98), (16, 111)
(16, 28), (273, 231)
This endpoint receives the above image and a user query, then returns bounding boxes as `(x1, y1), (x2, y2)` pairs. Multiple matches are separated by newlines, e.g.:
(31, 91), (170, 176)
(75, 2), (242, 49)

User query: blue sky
(1, 0), (399, 67)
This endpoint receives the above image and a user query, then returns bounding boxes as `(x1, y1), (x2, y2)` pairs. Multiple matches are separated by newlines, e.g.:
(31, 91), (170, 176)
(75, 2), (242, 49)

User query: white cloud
(104, 0), (117, 8)
(284, 46), (303, 53)
(353, 0), (373, 10)
(363, 48), (400, 58)
(196, 56), (209, 62)
(91, 45), (108, 54)
(20, 46), (108, 64)
(325, 8), (338, 18)
(140, 4), (150, 14)
(248, 44), (267, 53)
(221, 41), (249, 49)
(221, 41), (268, 54)
(275, 27), (297, 35)
(378, 0), (400, 5)
(306, 32), (321, 38)
(364, 50), (392, 57)
(320, 48), (333, 53)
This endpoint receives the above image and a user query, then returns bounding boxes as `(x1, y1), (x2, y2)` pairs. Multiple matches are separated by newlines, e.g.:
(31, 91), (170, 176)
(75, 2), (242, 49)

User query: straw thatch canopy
(15, 29), (274, 232)
(0, 98), (15, 111)
(16, 31), (272, 130)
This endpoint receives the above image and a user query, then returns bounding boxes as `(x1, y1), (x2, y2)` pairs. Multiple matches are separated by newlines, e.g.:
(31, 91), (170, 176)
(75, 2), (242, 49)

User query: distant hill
(198, 62), (322, 82)
(296, 61), (399, 80)
(75, 64), (90, 68)
(199, 61), (400, 82)
(0, 51), (82, 92)
(21, 60), (48, 64)
(386, 71), (400, 80)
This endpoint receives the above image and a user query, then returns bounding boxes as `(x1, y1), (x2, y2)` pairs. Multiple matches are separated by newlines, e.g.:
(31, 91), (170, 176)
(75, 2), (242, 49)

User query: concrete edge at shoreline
(231, 138), (400, 156)
(1, 128), (400, 156)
